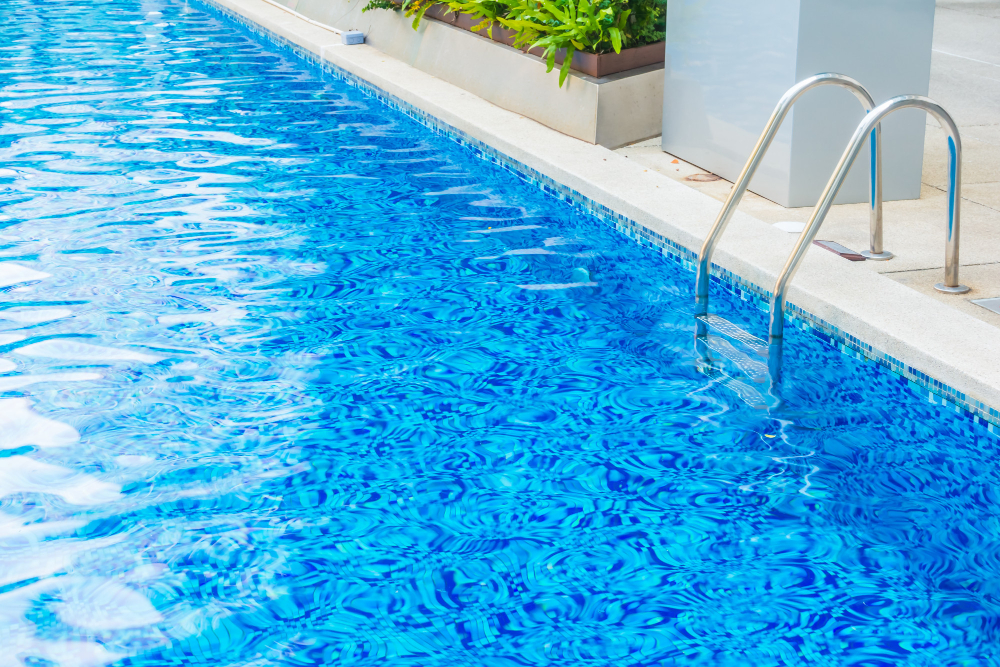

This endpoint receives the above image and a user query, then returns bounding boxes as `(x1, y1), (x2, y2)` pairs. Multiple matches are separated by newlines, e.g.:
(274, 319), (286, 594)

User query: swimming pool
(1, 0), (998, 665)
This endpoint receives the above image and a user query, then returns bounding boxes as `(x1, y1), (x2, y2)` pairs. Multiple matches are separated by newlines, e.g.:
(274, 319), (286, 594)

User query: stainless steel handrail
(694, 73), (886, 317)
(768, 95), (968, 343)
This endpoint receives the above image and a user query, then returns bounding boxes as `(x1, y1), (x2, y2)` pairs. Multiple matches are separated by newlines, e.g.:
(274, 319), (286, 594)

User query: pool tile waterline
(200, 0), (998, 433)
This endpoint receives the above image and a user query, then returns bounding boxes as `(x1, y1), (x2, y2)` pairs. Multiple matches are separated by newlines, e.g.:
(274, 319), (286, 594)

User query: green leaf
(540, 1), (568, 22)
(608, 26), (621, 52)
(617, 8), (630, 29)
(558, 44), (575, 87)
(411, 11), (423, 29)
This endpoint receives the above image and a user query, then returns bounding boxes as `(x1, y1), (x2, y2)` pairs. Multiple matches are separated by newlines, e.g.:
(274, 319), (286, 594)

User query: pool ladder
(693, 74), (967, 398)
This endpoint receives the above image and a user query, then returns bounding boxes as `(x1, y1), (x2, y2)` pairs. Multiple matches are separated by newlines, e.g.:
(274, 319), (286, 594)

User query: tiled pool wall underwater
(198, 0), (999, 434)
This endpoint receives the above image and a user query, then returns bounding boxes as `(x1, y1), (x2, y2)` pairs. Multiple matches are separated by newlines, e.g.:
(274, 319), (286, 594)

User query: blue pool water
(0, 1), (998, 665)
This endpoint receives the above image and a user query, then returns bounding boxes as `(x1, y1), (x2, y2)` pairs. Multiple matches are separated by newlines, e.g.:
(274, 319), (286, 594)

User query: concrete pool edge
(202, 0), (1000, 432)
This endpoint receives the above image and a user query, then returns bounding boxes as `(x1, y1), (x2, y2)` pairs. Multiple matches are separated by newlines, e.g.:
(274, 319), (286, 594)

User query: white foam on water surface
(470, 225), (543, 234)
(0, 333), (25, 345)
(0, 308), (73, 324)
(477, 248), (556, 260)
(0, 456), (122, 505)
(0, 372), (101, 391)
(16, 339), (162, 363)
(0, 262), (51, 288)
(115, 454), (157, 467)
(158, 304), (247, 326)
(0, 123), (45, 135)
(502, 248), (555, 256)
(424, 184), (490, 197)
(0, 514), (85, 541)
(0, 575), (143, 667)
(53, 577), (164, 630)
(0, 632), (125, 667)
(0, 359), (15, 372)
(121, 127), (274, 146)
(0, 532), (125, 587)
(122, 562), (168, 582)
(518, 282), (598, 290)
(0, 398), (80, 450)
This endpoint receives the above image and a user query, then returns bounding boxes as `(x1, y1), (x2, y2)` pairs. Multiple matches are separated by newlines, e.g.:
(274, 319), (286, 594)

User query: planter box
(662, 0), (936, 207)
(527, 42), (665, 78)
(289, 0), (664, 148)
(417, 3), (666, 78)
(422, 3), (456, 24)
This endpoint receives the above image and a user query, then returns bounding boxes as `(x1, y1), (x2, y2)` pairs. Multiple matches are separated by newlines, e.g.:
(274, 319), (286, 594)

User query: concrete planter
(415, 3), (666, 78)
(286, 0), (665, 148)
(662, 0), (937, 207)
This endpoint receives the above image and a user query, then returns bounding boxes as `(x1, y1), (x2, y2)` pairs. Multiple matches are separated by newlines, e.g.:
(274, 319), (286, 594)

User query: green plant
(628, 0), (666, 45)
(361, 0), (666, 87)
(502, 0), (628, 86)
(360, 0), (438, 28)
(404, 0), (441, 29)
(361, 0), (399, 12)
(443, 0), (510, 36)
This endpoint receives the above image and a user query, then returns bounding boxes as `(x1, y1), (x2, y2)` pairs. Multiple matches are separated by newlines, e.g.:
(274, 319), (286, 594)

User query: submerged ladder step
(698, 314), (768, 356)
(719, 373), (770, 410)
(695, 315), (780, 408)
(698, 364), (772, 410)
(704, 335), (770, 383)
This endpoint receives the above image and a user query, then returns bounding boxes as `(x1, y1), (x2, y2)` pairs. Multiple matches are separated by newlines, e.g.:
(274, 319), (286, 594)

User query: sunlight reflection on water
(0, 0), (998, 665)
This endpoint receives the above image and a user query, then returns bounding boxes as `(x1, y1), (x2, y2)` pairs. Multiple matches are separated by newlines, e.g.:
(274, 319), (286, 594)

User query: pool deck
(619, 0), (1000, 330)
(209, 0), (1000, 428)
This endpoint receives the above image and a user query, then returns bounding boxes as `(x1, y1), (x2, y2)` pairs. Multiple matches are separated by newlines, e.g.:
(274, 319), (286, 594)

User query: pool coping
(198, 0), (1000, 434)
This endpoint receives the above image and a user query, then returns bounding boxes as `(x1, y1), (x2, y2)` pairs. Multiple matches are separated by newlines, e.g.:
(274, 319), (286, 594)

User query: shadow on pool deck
(617, 0), (1000, 329)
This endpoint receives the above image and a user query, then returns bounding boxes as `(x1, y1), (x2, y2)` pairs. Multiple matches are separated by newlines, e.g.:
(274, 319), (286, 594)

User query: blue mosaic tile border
(197, 0), (1000, 435)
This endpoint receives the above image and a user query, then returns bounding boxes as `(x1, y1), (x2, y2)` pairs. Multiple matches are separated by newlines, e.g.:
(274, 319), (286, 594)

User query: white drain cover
(773, 221), (806, 233)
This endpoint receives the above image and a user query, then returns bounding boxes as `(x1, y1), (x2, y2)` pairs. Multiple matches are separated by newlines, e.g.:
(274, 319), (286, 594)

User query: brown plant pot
(422, 3), (457, 24)
(525, 41), (666, 78)
(409, 2), (666, 77)
(453, 12), (490, 34)
(487, 26), (519, 48)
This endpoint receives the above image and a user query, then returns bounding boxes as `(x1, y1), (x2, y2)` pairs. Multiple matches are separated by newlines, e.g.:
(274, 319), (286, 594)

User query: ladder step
(699, 314), (768, 356)
(705, 335), (770, 383)
(720, 374), (769, 410)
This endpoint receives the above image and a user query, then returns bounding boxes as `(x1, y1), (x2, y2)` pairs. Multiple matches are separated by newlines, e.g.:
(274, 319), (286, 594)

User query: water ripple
(0, 0), (997, 665)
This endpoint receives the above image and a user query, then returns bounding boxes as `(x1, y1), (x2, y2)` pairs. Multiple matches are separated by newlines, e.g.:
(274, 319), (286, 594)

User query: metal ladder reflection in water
(694, 315), (780, 410)
(693, 73), (885, 408)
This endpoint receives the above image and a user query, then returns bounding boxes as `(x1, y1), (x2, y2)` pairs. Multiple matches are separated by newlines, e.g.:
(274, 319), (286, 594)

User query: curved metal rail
(694, 73), (886, 317)
(769, 95), (967, 343)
